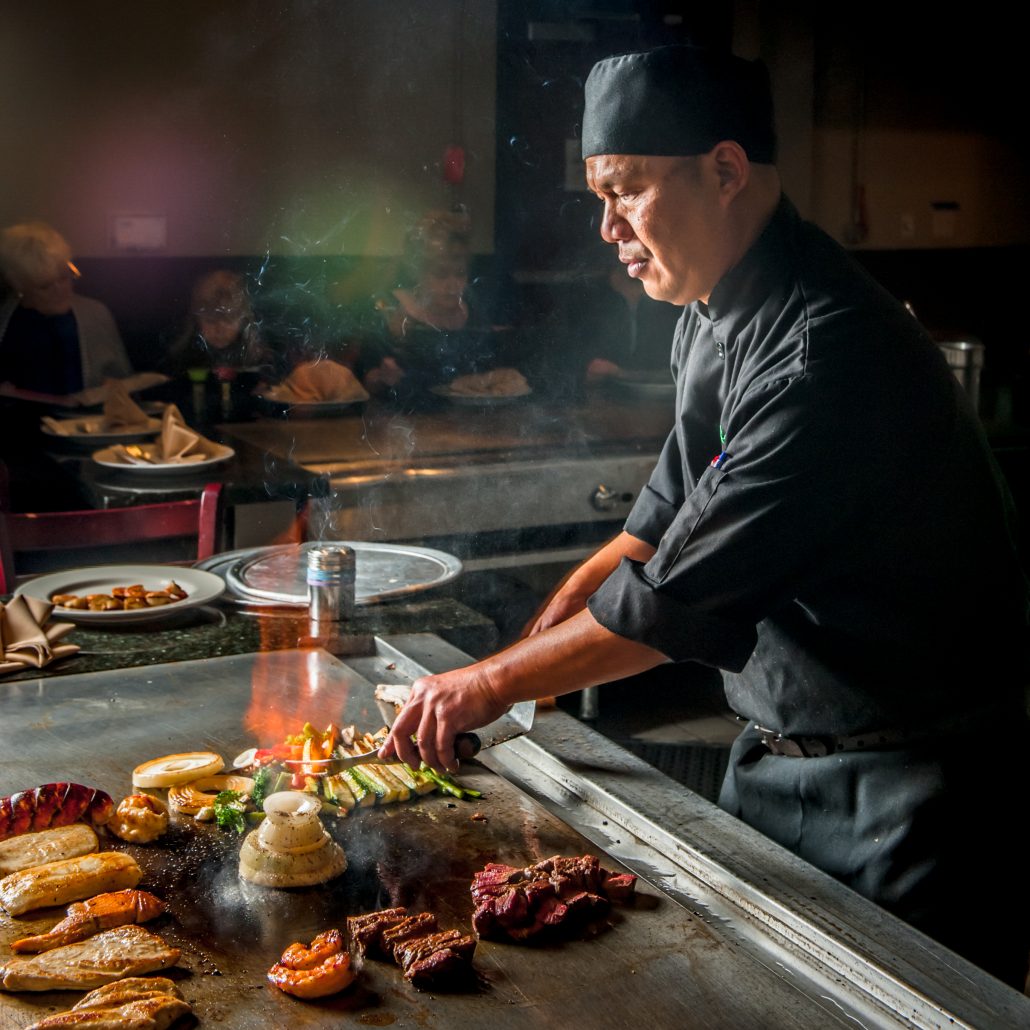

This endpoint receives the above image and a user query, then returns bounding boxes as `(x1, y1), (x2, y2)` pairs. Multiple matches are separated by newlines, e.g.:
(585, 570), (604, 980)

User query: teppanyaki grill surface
(0, 648), (871, 1030)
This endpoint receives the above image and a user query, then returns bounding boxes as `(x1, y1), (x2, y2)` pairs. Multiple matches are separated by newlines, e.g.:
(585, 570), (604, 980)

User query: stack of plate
(195, 541), (463, 610)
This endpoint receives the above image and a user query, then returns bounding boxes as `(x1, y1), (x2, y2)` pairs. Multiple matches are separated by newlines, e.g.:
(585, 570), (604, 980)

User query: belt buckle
(755, 725), (815, 758)
(756, 725), (804, 758)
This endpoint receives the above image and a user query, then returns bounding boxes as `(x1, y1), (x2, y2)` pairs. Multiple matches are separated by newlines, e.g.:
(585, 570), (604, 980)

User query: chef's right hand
(378, 665), (510, 774)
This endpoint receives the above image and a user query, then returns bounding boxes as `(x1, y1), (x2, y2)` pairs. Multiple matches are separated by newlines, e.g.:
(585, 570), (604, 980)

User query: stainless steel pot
(938, 337), (985, 413)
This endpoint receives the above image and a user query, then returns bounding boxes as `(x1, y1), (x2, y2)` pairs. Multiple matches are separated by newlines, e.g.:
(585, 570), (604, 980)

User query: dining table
(2, 610), (1028, 1029)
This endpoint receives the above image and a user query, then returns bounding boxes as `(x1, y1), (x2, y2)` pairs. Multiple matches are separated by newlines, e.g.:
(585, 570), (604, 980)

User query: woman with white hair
(0, 222), (131, 396)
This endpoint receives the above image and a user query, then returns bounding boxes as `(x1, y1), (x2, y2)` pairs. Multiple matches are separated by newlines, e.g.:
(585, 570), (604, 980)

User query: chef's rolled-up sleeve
(588, 370), (908, 669)
(623, 427), (685, 547)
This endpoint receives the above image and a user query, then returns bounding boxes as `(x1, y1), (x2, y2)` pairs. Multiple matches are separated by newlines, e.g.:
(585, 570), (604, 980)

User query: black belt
(753, 724), (930, 758)
(746, 702), (1024, 759)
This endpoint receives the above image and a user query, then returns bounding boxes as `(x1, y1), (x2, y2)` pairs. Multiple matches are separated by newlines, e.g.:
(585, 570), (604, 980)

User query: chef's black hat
(582, 45), (776, 163)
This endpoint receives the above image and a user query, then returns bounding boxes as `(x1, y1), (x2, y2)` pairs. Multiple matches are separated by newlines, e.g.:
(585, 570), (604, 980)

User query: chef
(382, 45), (1030, 987)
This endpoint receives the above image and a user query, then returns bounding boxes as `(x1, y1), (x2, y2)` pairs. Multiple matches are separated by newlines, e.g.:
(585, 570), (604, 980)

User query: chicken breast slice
(0, 925), (179, 991)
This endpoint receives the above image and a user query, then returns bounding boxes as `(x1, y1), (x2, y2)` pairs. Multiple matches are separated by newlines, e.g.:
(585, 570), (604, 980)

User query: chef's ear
(710, 141), (750, 199)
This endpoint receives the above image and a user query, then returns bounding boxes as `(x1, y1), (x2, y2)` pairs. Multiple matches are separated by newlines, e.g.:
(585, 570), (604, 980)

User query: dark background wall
(3, 1), (1027, 428)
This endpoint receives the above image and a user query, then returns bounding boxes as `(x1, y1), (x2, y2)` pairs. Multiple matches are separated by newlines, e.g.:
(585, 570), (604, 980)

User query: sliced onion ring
(232, 748), (258, 769)
(168, 775), (256, 815)
(132, 751), (224, 788)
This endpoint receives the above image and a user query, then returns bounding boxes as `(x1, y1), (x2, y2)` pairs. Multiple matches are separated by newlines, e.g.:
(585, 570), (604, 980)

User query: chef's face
(586, 153), (724, 305)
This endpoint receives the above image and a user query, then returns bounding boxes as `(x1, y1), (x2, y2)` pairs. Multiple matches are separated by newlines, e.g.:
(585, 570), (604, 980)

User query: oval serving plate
(40, 416), (163, 448)
(15, 565), (226, 625)
(91, 443), (235, 475)
(254, 395), (367, 419)
(429, 384), (532, 407)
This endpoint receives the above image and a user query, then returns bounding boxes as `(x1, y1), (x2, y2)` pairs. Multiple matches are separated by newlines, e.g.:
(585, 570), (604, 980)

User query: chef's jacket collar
(702, 195), (795, 346)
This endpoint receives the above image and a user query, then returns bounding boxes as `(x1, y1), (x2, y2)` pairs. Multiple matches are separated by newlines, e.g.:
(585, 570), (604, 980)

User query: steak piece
(403, 934), (477, 989)
(470, 862), (523, 898)
(602, 872), (638, 903)
(470, 854), (637, 943)
(394, 929), (463, 970)
(347, 906), (408, 960)
(347, 907), (477, 991)
(381, 913), (438, 961)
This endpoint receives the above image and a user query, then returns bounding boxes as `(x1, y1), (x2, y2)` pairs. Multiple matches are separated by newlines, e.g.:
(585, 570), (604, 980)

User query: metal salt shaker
(306, 545), (356, 633)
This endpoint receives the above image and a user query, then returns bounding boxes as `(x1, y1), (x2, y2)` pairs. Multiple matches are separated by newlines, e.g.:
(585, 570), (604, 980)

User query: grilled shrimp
(267, 929), (355, 999)
(277, 929), (344, 970)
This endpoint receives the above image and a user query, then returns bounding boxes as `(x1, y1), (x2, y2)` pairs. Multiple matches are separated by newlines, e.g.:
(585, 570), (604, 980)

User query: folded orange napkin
(264, 361), (369, 403)
(102, 379), (150, 429)
(0, 595), (79, 677)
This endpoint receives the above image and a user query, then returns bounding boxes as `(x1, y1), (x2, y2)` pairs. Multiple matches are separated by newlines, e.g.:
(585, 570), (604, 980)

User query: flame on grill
(243, 619), (350, 748)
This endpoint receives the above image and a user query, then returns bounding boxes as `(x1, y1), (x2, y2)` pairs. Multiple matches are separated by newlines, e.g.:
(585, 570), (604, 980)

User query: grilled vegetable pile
(230, 721), (483, 827)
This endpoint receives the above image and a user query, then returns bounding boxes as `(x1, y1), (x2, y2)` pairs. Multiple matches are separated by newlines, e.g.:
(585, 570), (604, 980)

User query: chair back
(0, 467), (222, 593)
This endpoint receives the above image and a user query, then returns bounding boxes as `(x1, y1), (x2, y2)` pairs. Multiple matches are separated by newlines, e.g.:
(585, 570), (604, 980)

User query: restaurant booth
(2, 4), (1029, 1028)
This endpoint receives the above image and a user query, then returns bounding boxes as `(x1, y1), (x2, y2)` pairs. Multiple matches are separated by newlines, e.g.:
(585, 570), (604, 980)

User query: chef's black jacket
(588, 196), (1030, 986)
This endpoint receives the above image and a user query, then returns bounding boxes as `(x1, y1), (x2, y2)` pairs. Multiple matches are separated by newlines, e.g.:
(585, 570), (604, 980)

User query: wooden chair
(0, 465), (224, 593)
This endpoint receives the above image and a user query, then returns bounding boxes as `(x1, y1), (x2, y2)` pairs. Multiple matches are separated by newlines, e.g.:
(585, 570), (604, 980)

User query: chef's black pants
(720, 723), (1030, 990)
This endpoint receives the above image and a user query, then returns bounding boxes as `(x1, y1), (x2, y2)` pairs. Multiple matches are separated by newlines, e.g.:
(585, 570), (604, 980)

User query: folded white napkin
(0, 595), (79, 677)
(114, 405), (215, 465)
(72, 372), (169, 409)
(101, 379), (151, 429)
(40, 415), (82, 436)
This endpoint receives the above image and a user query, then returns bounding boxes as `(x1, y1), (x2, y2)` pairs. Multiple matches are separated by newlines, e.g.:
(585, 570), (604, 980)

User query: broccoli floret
(214, 790), (247, 833)
(251, 766), (276, 812)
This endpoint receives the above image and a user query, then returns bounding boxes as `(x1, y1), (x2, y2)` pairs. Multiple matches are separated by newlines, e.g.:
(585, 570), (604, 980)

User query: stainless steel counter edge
(374, 633), (1029, 1030)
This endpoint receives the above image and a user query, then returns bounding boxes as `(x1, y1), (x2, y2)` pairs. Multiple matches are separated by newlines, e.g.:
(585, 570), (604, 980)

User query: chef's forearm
(565, 531), (656, 595)
(485, 607), (669, 706)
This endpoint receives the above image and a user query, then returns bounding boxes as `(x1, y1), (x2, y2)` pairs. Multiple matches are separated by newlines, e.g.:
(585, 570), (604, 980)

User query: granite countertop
(0, 595), (498, 685)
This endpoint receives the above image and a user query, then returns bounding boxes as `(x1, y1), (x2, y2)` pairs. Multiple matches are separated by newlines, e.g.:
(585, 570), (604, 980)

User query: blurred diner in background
(162, 269), (272, 380)
(353, 208), (524, 404)
(0, 222), (132, 399)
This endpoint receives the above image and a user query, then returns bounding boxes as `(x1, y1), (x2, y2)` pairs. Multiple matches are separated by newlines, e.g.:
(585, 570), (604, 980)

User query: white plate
(41, 416), (162, 447)
(255, 395), (366, 418)
(14, 565), (226, 625)
(92, 443), (235, 475)
(430, 385), (532, 406)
